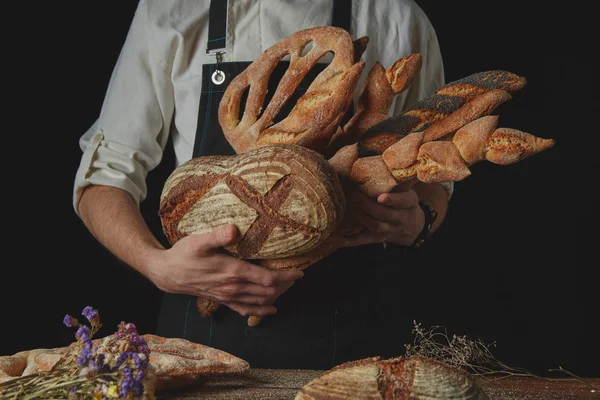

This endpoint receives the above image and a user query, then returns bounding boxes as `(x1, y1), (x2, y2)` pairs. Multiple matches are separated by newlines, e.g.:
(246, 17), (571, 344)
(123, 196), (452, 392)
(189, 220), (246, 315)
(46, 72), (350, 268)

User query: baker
(73, 0), (452, 369)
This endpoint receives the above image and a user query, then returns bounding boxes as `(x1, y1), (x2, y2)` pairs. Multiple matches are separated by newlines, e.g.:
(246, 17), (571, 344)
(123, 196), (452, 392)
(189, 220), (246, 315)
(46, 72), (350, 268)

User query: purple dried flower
(120, 367), (135, 398)
(133, 353), (148, 370)
(133, 370), (145, 396)
(77, 347), (94, 368)
(76, 325), (91, 342)
(81, 306), (100, 324)
(115, 352), (130, 369)
(63, 315), (78, 327)
(95, 353), (107, 371)
(124, 322), (137, 332)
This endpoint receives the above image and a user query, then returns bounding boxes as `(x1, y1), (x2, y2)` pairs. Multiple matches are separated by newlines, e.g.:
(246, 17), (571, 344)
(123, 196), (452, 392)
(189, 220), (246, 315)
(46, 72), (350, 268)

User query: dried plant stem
(548, 367), (600, 391)
(403, 320), (597, 391)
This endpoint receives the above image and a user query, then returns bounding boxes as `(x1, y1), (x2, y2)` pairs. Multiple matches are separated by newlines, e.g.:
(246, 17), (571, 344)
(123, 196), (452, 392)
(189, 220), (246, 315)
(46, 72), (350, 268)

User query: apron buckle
(208, 50), (227, 85)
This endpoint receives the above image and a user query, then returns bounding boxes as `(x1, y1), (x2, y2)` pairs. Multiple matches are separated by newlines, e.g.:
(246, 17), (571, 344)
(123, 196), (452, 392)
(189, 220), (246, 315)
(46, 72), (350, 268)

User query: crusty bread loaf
(326, 54), (423, 157)
(144, 334), (249, 389)
(159, 144), (346, 322)
(218, 26), (363, 154)
(358, 71), (527, 156)
(350, 115), (555, 197)
(0, 335), (249, 390)
(296, 355), (489, 399)
(159, 144), (345, 259)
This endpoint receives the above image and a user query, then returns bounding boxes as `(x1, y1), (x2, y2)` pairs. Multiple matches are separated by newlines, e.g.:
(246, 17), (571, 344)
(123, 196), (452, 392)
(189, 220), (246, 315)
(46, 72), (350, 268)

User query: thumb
(193, 224), (238, 253)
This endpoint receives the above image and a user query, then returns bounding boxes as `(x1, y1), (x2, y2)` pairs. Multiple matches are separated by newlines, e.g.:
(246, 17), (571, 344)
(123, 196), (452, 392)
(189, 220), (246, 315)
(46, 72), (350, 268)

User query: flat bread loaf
(0, 334), (249, 390)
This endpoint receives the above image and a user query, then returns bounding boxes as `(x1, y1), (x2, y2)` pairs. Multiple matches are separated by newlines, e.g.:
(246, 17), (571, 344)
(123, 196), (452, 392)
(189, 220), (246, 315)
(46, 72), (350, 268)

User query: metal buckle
(207, 50), (226, 85)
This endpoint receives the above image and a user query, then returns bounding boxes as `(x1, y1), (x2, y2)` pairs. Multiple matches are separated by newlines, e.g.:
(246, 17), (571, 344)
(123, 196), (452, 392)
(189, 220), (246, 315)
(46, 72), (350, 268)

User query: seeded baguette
(358, 70), (527, 157)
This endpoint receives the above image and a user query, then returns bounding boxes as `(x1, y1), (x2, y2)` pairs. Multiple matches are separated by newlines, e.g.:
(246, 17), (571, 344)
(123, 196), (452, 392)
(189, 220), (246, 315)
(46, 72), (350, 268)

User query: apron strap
(207, 0), (227, 54)
(206, 0), (353, 55)
(332, 0), (352, 33)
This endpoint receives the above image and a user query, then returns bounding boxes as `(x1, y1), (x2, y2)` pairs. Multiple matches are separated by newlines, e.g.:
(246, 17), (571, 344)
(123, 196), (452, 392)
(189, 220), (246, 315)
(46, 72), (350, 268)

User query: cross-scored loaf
(159, 145), (345, 260)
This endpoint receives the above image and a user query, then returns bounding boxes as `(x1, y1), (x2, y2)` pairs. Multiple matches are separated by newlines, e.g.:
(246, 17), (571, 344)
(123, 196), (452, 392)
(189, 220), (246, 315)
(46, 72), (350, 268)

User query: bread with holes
(218, 26), (364, 154)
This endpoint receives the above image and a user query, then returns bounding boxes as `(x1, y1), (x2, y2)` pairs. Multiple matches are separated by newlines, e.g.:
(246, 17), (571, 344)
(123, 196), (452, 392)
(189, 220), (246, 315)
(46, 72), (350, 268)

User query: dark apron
(157, 0), (418, 370)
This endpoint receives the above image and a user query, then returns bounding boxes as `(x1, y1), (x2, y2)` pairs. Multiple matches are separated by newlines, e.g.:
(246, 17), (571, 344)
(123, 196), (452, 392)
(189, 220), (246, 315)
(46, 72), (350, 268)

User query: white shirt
(73, 0), (452, 213)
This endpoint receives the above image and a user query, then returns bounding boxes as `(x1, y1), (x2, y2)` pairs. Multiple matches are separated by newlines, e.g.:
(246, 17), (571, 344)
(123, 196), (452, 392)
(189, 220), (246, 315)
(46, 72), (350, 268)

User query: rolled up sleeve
(73, 0), (174, 215)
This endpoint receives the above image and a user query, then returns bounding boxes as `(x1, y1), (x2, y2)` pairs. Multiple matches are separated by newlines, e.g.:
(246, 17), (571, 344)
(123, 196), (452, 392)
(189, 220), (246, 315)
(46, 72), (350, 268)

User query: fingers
(377, 190), (419, 209)
(222, 280), (295, 305)
(216, 282), (279, 298)
(350, 191), (404, 223)
(352, 208), (394, 235)
(234, 260), (304, 287)
(190, 224), (239, 253)
(214, 279), (294, 298)
(222, 302), (278, 317)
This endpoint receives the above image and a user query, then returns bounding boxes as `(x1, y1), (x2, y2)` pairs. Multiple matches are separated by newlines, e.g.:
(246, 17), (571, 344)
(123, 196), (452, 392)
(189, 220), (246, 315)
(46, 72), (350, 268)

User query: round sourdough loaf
(159, 144), (345, 259)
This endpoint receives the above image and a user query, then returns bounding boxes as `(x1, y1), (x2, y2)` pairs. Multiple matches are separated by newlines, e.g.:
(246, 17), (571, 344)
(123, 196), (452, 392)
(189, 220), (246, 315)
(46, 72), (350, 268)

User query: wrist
(135, 244), (166, 283)
(409, 200), (438, 249)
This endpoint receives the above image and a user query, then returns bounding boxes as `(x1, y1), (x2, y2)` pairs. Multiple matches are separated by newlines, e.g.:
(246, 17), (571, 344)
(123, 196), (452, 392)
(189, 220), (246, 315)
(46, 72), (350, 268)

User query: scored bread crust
(326, 54), (422, 157)
(159, 144), (346, 323)
(218, 26), (364, 154)
(295, 355), (490, 400)
(0, 335), (250, 389)
(159, 144), (345, 260)
(358, 71), (527, 156)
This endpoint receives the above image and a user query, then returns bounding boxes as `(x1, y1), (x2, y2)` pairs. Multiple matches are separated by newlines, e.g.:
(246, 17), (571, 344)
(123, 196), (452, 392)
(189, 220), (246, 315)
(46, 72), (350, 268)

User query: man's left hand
(342, 189), (425, 247)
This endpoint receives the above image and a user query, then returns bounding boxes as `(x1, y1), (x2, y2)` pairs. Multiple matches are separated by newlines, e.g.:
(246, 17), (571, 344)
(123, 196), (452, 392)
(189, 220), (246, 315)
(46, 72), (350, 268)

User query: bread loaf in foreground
(159, 144), (345, 259)
(0, 335), (250, 390)
(296, 355), (489, 400)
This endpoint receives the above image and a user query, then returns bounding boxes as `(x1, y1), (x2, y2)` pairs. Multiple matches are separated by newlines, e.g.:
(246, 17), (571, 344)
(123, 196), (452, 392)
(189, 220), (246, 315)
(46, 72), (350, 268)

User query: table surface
(159, 368), (600, 400)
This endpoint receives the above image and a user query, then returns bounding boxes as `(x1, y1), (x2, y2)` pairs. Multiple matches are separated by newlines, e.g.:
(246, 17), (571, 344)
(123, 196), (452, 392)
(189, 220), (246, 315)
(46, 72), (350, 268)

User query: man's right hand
(145, 224), (304, 318)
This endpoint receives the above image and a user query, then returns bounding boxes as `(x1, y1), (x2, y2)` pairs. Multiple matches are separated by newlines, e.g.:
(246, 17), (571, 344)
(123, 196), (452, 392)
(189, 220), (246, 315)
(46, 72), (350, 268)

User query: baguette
(326, 54), (422, 157)
(351, 115), (555, 196)
(358, 71), (527, 156)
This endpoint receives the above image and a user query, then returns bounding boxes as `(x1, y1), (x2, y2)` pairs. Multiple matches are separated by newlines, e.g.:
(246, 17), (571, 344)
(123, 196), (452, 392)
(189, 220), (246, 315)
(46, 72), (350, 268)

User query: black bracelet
(408, 200), (438, 249)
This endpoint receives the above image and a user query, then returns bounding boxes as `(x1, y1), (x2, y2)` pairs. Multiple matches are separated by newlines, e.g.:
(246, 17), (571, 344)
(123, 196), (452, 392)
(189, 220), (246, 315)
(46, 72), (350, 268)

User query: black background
(3, 1), (596, 378)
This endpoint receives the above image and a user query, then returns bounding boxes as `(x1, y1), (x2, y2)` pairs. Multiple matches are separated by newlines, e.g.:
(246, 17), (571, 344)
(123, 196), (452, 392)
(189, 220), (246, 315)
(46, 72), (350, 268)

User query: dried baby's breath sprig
(0, 307), (156, 400)
(404, 321), (531, 377)
(403, 321), (600, 391)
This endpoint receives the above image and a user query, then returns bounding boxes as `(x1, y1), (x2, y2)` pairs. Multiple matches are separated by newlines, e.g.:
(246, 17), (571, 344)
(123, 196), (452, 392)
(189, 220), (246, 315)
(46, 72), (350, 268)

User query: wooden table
(160, 369), (600, 399)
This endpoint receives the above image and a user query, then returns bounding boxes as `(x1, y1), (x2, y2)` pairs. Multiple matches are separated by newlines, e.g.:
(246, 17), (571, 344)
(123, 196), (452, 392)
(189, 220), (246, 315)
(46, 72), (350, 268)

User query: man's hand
(342, 189), (425, 247)
(146, 224), (304, 317)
